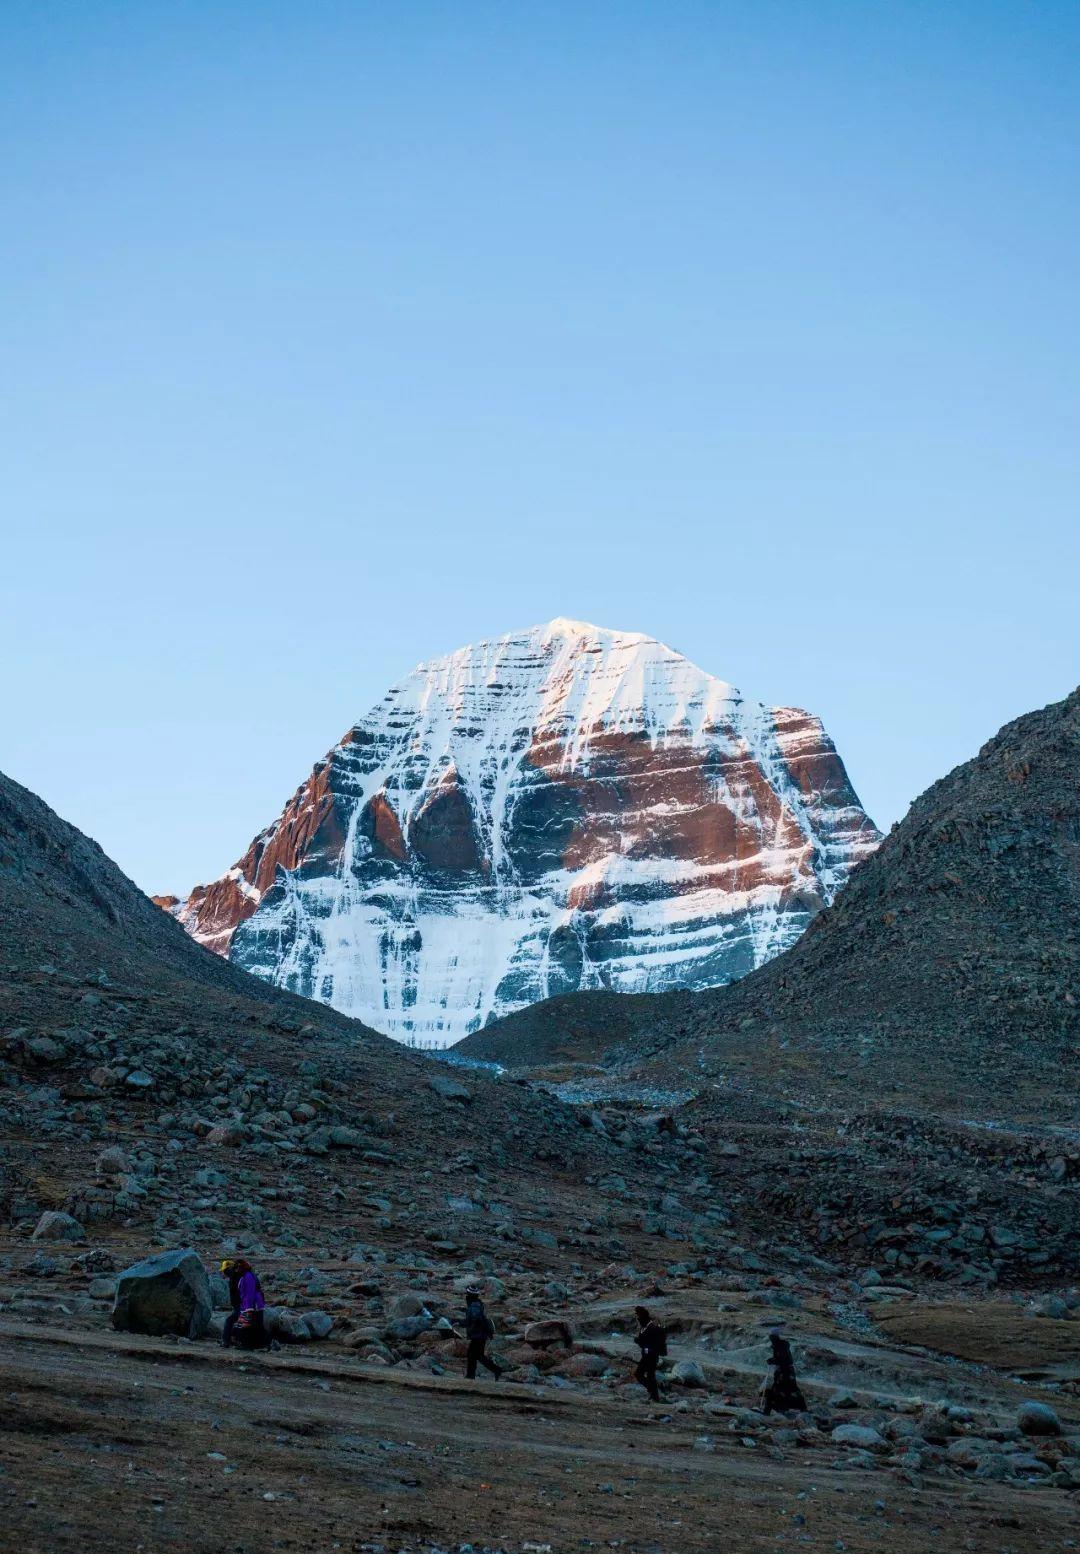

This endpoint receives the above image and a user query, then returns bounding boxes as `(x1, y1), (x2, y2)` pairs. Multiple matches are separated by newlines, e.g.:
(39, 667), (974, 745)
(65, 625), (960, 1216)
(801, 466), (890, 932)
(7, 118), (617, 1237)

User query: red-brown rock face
(164, 621), (880, 1044)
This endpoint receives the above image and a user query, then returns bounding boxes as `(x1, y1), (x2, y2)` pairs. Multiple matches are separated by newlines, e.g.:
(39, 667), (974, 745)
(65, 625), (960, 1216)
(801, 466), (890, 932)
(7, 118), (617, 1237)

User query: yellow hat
(220, 1259), (235, 1273)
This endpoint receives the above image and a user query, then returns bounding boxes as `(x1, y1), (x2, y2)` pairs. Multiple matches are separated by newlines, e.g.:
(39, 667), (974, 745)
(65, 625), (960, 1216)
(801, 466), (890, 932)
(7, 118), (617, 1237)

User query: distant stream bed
(429, 1051), (696, 1109)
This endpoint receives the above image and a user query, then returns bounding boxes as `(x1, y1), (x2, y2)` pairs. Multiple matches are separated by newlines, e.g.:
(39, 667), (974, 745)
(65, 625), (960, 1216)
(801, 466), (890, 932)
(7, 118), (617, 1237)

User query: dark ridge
(460, 688), (1080, 1120)
(0, 766), (388, 1045)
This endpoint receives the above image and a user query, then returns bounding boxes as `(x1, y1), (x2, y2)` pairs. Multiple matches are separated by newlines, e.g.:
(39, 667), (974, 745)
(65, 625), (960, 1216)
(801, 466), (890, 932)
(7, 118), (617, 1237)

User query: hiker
(462, 1287), (502, 1380)
(221, 1257), (269, 1350)
(760, 1330), (807, 1414)
(632, 1304), (665, 1402)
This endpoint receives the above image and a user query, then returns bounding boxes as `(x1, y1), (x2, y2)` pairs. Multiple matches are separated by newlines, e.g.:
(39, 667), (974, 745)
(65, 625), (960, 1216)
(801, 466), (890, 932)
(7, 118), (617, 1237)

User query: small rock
(25, 1252), (60, 1277)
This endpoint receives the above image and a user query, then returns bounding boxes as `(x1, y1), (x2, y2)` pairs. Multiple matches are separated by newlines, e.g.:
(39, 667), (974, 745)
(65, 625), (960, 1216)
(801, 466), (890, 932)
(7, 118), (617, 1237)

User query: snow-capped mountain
(163, 620), (880, 1044)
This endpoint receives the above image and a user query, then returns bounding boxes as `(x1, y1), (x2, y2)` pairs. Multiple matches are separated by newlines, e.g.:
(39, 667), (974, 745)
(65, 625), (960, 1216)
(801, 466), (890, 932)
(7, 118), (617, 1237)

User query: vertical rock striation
(165, 620), (879, 1043)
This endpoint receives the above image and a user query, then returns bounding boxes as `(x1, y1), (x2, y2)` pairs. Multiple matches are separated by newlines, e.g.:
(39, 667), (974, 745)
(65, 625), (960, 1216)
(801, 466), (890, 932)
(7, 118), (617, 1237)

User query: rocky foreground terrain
(1, 763), (1078, 1552)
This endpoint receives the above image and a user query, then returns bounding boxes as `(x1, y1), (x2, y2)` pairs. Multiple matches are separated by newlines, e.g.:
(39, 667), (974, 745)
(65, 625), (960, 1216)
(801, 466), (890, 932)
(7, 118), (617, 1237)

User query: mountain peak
(541, 616), (653, 644)
(164, 626), (879, 1044)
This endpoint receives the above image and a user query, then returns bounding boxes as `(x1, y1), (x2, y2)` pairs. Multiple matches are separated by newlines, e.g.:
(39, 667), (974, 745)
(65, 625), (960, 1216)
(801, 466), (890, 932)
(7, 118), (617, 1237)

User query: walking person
(760, 1330), (807, 1414)
(220, 1257), (269, 1351)
(462, 1286), (502, 1380)
(632, 1305), (665, 1402)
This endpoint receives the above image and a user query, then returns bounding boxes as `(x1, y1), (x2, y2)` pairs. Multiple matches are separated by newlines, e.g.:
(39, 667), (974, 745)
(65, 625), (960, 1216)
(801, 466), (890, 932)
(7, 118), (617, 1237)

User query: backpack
(655, 1324), (668, 1356)
(466, 1300), (494, 1341)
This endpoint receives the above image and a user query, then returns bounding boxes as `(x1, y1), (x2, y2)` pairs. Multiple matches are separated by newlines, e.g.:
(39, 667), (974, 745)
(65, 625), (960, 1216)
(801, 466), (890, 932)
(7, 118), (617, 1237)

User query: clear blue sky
(2, 1), (1077, 896)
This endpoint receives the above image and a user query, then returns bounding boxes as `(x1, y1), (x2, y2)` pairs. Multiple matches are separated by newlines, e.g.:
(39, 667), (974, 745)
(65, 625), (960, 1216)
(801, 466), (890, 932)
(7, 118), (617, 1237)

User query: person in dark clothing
(462, 1288), (502, 1380)
(221, 1258), (270, 1351)
(760, 1331), (807, 1414)
(633, 1305), (665, 1402)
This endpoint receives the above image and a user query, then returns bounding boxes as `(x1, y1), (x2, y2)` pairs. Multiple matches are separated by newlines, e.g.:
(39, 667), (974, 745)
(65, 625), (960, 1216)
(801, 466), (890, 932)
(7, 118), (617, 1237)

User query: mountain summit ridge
(163, 620), (879, 1042)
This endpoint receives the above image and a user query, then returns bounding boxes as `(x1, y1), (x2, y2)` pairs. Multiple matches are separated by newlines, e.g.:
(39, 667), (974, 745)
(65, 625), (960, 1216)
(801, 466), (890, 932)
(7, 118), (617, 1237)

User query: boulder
(71, 1248), (116, 1274)
(111, 1248), (212, 1338)
(26, 1034), (64, 1062)
(25, 1252), (60, 1277)
(96, 1146), (129, 1177)
(566, 1352), (609, 1378)
(265, 1307), (312, 1342)
(205, 1123), (243, 1147)
(1033, 1296), (1071, 1321)
(523, 1319), (574, 1349)
(670, 1359), (707, 1388)
(452, 1274), (505, 1301)
(32, 1211), (85, 1243)
(1017, 1401), (1061, 1436)
(831, 1424), (885, 1450)
(266, 1308), (332, 1342)
(385, 1313), (434, 1341)
(328, 1125), (365, 1148)
(427, 1074), (472, 1104)
(302, 1310), (334, 1340)
(387, 1291), (429, 1320)
(946, 1437), (999, 1469)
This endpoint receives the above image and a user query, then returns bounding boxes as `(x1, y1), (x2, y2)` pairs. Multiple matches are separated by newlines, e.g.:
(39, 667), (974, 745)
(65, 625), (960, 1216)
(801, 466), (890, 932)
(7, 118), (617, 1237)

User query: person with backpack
(462, 1287), (502, 1380)
(632, 1304), (666, 1402)
(759, 1329), (807, 1414)
(220, 1257), (269, 1351)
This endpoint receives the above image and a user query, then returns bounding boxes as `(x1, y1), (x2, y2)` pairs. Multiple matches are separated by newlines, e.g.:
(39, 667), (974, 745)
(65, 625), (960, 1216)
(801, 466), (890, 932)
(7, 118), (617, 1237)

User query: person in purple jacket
(220, 1258), (269, 1350)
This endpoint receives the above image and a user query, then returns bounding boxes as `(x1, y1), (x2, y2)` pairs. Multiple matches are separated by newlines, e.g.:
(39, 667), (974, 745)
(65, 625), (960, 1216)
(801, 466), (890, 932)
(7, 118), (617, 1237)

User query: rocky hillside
(461, 687), (1080, 1121)
(0, 766), (649, 1210)
(164, 619), (878, 1044)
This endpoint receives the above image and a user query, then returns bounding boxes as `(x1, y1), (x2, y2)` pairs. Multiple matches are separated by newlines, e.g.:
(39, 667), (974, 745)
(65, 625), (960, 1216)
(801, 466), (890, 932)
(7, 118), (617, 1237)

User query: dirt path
(1, 1323), (1074, 1554)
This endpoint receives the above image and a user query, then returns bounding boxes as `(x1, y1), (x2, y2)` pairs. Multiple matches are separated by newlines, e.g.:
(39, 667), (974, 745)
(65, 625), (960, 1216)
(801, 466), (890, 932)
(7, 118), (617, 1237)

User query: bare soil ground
(874, 1303), (1080, 1379)
(1, 1318), (1077, 1554)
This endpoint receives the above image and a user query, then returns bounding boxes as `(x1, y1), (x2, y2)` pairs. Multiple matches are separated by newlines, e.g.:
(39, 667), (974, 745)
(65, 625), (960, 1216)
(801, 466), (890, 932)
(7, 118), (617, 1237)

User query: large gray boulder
(32, 1211), (85, 1243)
(523, 1319), (574, 1349)
(670, 1359), (707, 1388)
(832, 1423), (886, 1450)
(1017, 1401), (1062, 1436)
(427, 1073), (472, 1103)
(111, 1248), (211, 1338)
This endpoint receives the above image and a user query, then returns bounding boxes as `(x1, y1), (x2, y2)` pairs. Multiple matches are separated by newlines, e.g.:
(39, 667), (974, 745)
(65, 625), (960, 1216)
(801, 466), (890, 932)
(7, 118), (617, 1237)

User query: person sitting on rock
(221, 1258), (269, 1350)
(760, 1330), (807, 1414)
(633, 1305), (666, 1402)
(462, 1287), (501, 1380)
